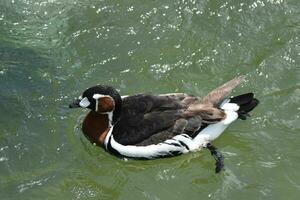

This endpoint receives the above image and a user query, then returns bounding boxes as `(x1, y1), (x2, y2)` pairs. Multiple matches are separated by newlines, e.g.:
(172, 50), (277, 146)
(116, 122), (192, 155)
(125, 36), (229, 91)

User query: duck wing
(200, 75), (245, 106)
(112, 93), (202, 145)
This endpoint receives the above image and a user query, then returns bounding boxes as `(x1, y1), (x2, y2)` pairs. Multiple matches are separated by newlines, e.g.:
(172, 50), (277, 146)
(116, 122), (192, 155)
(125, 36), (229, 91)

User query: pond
(0, 0), (299, 199)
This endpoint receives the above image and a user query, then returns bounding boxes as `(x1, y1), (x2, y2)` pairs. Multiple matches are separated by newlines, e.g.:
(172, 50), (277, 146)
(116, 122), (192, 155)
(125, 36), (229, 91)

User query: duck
(69, 75), (259, 173)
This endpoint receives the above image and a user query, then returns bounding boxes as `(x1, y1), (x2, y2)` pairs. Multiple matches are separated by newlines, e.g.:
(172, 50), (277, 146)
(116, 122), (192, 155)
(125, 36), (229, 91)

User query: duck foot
(206, 143), (225, 173)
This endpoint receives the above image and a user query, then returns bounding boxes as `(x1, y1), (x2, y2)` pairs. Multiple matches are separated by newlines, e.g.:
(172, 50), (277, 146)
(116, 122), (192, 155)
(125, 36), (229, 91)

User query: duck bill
(69, 99), (81, 108)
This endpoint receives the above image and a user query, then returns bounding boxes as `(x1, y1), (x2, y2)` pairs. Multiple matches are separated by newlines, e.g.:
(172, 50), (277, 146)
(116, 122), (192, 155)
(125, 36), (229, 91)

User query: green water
(0, 0), (299, 199)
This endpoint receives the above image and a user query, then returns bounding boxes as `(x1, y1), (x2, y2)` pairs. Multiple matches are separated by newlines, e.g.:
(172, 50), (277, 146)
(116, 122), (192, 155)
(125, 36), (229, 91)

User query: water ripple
(17, 176), (52, 193)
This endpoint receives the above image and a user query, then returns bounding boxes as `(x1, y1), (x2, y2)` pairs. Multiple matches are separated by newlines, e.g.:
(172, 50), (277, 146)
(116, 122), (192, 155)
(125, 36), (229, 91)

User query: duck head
(69, 85), (122, 125)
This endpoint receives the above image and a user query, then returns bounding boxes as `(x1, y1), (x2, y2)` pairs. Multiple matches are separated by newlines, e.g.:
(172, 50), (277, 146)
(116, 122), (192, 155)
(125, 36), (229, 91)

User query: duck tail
(229, 93), (259, 120)
(200, 75), (246, 106)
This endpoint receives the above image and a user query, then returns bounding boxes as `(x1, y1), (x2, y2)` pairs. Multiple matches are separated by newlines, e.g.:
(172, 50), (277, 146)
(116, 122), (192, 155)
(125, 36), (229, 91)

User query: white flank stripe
(191, 101), (239, 149)
(105, 127), (189, 158)
(111, 137), (187, 158)
(221, 102), (239, 111)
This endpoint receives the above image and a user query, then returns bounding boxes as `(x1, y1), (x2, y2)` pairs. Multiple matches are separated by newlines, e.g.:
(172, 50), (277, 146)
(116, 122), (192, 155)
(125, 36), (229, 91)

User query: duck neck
(82, 111), (112, 146)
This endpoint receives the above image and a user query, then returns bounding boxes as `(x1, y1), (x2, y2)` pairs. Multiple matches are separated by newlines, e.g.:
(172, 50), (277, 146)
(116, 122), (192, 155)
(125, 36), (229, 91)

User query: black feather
(230, 93), (259, 120)
(230, 93), (254, 105)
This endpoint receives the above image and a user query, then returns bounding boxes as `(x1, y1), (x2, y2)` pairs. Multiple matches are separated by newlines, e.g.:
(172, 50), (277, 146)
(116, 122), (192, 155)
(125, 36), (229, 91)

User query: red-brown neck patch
(82, 111), (110, 146)
(97, 96), (115, 113)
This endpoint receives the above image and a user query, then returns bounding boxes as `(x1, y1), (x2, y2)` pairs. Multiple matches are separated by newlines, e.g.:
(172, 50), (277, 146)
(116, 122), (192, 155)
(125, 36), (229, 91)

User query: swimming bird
(69, 75), (259, 173)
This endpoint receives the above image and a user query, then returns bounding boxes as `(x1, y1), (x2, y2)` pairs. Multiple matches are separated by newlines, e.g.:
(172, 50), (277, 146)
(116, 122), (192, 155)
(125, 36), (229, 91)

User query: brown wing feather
(183, 105), (226, 123)
(200, 75), (245, 106)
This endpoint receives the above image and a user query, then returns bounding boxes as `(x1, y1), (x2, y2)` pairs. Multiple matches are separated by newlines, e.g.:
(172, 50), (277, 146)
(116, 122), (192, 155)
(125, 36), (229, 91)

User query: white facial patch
(79, 97), (90, 108)
(92, 94), (110, 100)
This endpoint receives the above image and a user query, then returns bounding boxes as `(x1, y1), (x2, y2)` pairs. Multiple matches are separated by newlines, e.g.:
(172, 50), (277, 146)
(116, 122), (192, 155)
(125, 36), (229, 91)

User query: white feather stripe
(221, 102), (239, 111)
(219, 98), (230, 108)
(223, 110), (238, 125)
(192, 109), (239, 148)
(104, 127), (112, 148)
(172, 134), (196, 149)
(110, 135), (188, 158)
(192, 123), (227, 147)
(121, 95), (129, 99)
(93, 94), (111, 100)
(105, 126), (189, 158)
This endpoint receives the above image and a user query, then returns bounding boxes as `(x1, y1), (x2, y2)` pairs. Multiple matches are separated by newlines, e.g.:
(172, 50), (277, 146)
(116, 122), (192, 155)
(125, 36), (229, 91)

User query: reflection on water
(0, 0), (299, 199)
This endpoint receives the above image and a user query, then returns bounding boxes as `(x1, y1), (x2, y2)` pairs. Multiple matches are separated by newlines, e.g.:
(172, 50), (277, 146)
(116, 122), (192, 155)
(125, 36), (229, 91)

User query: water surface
(0, 0), (299, 199)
